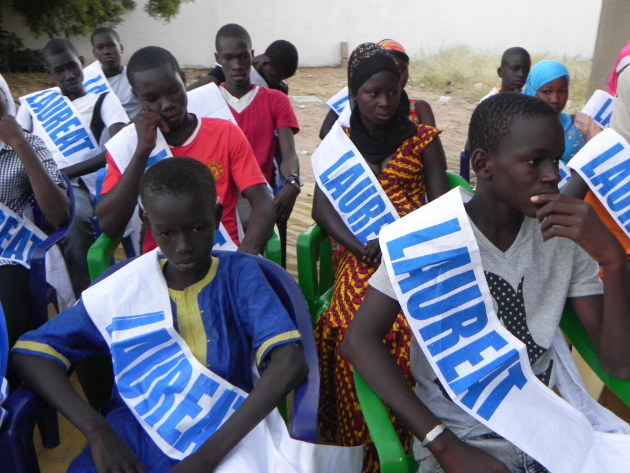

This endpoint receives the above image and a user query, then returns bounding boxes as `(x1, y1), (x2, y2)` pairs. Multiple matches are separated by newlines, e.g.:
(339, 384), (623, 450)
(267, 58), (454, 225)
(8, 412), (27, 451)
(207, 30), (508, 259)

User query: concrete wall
(588, 0), (630, 93)
(4, 0), (603, 68)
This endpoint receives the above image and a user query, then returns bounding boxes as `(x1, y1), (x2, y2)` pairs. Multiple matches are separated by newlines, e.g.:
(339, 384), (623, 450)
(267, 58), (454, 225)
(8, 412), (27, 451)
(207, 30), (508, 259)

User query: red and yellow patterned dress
(315, 123), (441, 473)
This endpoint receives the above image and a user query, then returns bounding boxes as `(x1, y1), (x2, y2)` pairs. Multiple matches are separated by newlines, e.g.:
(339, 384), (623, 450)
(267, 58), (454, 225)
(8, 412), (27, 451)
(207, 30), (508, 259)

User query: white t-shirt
(370, 216), (603, 459)
(107, 66), (143, 120)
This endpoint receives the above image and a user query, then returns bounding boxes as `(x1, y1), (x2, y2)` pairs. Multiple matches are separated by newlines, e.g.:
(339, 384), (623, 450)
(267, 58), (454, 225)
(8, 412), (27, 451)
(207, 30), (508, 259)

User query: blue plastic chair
(28, 174), (76, 329)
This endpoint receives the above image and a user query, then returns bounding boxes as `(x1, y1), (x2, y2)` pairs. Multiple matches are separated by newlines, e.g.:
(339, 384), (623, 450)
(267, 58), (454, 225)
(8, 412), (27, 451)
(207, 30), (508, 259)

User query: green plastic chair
(295, 171), (473, 473)
(296, 223), (334, 324)
(88, 229), (283, 282)
(560, 305), (630, 406)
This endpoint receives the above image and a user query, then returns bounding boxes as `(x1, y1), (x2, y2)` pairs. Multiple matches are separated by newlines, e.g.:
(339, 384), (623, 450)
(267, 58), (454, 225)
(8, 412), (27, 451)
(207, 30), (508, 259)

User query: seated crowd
(1, 24), (630, 473)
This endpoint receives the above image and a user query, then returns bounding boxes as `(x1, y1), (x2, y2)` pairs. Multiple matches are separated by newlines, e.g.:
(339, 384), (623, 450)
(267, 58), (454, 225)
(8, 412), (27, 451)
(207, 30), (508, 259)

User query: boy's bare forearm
(12, 139), (70, 227)
(312, 185), (364, 258)
(95, 151), (151, 238)
(238, 185), (275, 255)
(61, 151), (107, 178)
(11, 353), (107, 436)
(343, 289), (510, 472)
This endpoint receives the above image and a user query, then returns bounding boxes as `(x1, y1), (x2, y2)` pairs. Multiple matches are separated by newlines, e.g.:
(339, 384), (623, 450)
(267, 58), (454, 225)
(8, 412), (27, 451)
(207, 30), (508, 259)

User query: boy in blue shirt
(12, 157), (307, 472)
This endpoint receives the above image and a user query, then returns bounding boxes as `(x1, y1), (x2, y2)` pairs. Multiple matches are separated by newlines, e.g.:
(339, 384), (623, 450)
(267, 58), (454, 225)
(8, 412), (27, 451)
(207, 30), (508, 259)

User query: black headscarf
(347, 42), (416, 165)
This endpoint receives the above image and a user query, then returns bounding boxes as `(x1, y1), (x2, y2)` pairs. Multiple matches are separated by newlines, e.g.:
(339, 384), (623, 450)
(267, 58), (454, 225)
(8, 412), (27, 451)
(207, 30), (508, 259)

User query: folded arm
(168, 342), (308, 473)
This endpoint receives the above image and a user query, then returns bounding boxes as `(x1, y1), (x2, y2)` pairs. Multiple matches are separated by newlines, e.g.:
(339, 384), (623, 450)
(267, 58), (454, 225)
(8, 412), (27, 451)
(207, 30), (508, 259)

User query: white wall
(4, 0), (602, 68)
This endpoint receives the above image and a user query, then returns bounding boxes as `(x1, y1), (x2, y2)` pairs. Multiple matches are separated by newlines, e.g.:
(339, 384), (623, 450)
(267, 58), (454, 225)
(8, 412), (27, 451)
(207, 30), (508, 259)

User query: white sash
(312, 121), (398, 244)
(0, 377), (7, 427)
(380, 187), (630, 473)
(326, 87), (349, 115)
(581, 90), (615, 129)
(18, 88), (99, 171)
(186, 83), (236, 124)
(82, 61), (115, 96)
(0, 202), (74, 311)
(568, 128), (630, 238)
(558, 160), (571, 190)
(81, 250), (362, 471)
(105, 124), (239, 251)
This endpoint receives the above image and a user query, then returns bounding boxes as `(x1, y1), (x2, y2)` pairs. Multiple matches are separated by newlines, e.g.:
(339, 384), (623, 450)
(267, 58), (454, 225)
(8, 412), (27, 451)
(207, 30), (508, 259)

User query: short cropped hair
(140, 157), (217, 209)
(43, 39), (79, 64)
(265, 40), (298, 79)
(468, 93), (556, 154)
(90, 27), (120, 45)
(215, 23), (251, 50)
(126, 46), (181, 87)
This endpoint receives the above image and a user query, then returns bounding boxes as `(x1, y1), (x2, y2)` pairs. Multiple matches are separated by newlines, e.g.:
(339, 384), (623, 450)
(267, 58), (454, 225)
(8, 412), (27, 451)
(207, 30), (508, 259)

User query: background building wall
(4, 0), (604, 68)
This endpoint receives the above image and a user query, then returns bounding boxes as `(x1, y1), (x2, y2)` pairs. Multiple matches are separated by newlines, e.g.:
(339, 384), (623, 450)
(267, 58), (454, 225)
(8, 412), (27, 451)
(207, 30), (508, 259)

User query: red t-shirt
(221, 85), (299, 182)
(101, 117), (265, 252)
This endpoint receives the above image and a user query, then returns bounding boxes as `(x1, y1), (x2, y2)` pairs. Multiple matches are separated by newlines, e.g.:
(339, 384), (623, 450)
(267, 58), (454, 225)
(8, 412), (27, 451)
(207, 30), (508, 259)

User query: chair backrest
(213, 251), (319, 442)
(88, 229), (283, 283)
(28, 173), (75, 329)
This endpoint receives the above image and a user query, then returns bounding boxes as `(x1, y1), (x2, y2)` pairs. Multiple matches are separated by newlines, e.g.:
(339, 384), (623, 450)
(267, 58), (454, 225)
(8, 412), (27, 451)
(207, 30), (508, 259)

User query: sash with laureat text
(19, 88), (99, 170)
(81, 249), (362, 471)
(311, 121), (399, 244)
(581, 90), (615, 129)
(0, 202), (74, 311)
(379, 187), (630, 473)
(105, 124), (238, 251)
(568, 127), (630, 238)
(82, 61), (115, 96)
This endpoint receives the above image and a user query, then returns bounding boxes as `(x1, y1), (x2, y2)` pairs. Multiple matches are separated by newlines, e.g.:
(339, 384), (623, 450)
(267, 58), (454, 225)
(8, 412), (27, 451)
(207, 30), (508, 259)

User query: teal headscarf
(523, 60), (583, 163)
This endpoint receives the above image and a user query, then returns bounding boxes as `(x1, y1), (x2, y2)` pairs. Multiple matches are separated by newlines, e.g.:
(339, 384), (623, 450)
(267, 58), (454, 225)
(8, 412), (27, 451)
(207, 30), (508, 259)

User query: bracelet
(284, 175), (302, 191)
(421, 423), (446, 447)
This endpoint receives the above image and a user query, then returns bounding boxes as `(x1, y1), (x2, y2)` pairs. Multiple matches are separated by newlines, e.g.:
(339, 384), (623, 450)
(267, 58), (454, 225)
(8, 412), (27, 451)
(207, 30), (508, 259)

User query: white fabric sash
(0, 377), (7, 427)
(0, 202), (74, 311)
(19, 88), (99, 171)
(558, 160), (571, 190)
(326, 87), (349, 115)
(568, 128), (630, 238)
(82, 61), (115, 96)
(186, 83), (236, 123)
(380, 187), (630, 473)
(312, 121), (398, 244)
(581, 90), (615, 129)
(105, 124), (238, 251)
(81, 249), (362, 470)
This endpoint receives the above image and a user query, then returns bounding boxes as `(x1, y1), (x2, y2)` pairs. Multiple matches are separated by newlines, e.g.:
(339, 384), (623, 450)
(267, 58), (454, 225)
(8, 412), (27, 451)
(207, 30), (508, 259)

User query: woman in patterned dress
(312, 42), (449, 472)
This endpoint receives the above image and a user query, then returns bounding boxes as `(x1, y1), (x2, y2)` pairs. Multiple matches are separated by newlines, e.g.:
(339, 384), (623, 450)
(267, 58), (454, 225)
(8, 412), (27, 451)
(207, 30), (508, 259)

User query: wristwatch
(284, 174), (302, 192)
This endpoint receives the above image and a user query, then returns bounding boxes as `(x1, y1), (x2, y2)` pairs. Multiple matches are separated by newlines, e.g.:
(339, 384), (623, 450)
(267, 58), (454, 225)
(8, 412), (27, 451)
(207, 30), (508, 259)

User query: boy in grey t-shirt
(343, 93), (630, 473)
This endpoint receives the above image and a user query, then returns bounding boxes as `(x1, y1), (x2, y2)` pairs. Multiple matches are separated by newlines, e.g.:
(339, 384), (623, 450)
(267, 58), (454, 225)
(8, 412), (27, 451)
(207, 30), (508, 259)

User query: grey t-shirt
(369, 216), (603, 459)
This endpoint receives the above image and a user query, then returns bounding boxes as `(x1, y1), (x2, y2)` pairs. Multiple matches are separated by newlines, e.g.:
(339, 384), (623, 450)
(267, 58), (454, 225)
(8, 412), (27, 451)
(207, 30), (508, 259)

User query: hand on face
(133, 111), (170, 156)
(533, 193), (624, 264)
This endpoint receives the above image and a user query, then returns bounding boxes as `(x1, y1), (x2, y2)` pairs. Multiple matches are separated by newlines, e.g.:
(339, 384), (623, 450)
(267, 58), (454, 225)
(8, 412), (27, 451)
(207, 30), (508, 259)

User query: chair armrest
(263, 226), (282, 266)
(296, 223), (333, 321)
(353, 370), (417, 473)
(28, 175), (76, 328)
(87, 233), (123, 283)
(0, 384), (46, 473)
